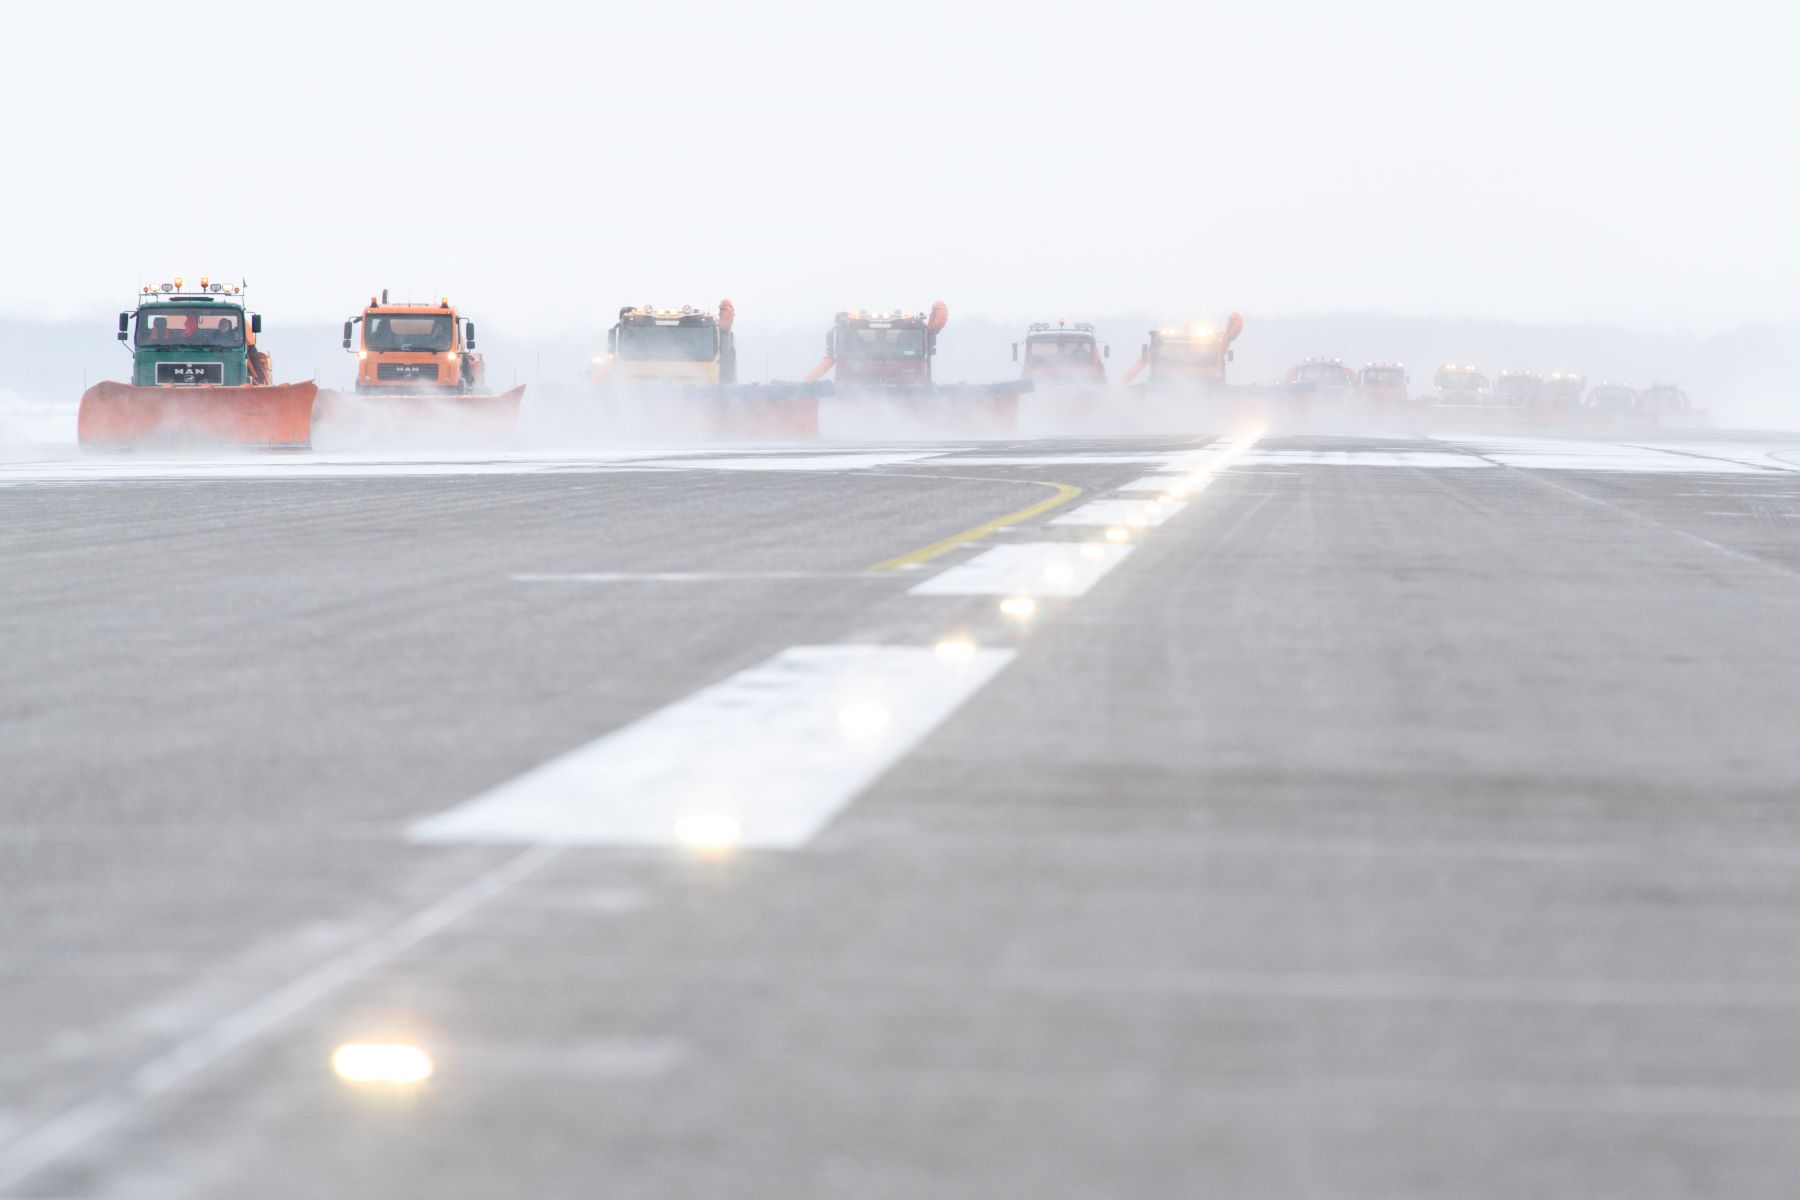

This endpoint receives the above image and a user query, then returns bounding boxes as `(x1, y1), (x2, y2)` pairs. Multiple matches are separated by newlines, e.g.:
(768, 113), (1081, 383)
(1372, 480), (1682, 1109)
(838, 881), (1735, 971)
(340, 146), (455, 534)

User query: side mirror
(250, 313), (262, 335)
(464, 320), (476, 349)
(117, 312), (130, 341)
(1227, 349), (1235, 363)
(342, 320), (353, 350)
(1103, 345), (1111, 359)
(1011, 343), (1018, 362)
(607, 328), (617, 355)
(825, 331), (835, 356)
(927, 331), (938, 356)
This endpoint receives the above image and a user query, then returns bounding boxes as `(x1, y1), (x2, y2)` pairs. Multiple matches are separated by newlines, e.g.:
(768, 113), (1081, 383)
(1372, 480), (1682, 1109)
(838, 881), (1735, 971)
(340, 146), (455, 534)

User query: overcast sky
(4, 0), (1794, 334)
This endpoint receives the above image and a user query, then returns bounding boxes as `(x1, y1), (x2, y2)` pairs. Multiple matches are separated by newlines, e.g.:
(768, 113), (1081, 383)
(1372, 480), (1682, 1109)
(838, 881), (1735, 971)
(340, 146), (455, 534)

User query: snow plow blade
(310, 386), (526, 447)
(826, 381), (1029, 437)
(530, 381), (824, 444)
(705, 383), (827, 439)
(77, 381), (317, 449)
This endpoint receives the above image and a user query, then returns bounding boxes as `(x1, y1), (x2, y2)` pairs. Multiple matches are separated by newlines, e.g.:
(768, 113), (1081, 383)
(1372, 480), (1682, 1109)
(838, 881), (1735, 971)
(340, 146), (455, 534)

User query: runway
(5, 427), (1800, 1198)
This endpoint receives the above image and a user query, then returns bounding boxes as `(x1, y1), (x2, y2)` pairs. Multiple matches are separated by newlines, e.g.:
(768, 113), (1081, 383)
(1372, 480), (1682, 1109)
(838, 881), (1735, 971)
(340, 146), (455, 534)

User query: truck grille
(376, 362), (442, 382)
(155, 362), (224, 386)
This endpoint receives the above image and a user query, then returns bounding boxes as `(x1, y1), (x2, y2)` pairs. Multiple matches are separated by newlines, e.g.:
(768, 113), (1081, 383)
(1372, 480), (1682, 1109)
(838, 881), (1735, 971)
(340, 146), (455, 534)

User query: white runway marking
(410, 645), (1014, 849)
(907, 543), (1134, 597)
(513, 571), (869, 583)
(923, 453), (1181, 466)
(1243, 449), (1488, 469)
(1050, 498), (1187, 527)
(638, 452), (940, 471)
(1116, 474), (1192, 492)
(0, 846), (559, 1193)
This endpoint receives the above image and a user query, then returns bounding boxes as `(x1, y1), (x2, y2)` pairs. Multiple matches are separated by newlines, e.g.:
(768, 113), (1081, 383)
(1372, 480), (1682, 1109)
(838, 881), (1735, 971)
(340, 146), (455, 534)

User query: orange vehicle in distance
(344, 291), (490, 394)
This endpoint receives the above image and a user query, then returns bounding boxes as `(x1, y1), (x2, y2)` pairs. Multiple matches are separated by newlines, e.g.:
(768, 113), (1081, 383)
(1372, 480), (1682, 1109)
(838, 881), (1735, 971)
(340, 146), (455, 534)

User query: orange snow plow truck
(312, 292), (525, 441)
(77, 277), (316, 448)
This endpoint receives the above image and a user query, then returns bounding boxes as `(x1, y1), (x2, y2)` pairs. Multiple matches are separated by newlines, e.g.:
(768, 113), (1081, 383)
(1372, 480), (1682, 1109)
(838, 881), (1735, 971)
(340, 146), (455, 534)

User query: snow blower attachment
(813, 300), (1030, 436)
(570, 300), (824, 441)
(77, 279), (316, 449)
(310, 292), (526, 445)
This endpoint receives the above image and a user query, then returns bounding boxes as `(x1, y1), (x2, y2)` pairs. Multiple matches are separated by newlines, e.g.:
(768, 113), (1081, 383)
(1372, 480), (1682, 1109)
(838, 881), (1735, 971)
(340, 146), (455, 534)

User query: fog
(4, 1), (1797, 335)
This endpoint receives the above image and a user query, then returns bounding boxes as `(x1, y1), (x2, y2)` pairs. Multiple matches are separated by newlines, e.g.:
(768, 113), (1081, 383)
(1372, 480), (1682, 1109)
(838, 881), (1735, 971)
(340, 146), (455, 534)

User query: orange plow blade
(77, 381), (317, 449)
(703, 384), (825, 440)
(310, 386), (525, 446)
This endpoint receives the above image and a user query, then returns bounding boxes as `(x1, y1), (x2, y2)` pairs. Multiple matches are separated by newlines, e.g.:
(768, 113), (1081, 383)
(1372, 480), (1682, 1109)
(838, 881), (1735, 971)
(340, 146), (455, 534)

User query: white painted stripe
(1117, 474), (1191, 492)
(410, 645), (1014, 849)
(1050, 498), (1186, 527)
(907, 542), (1134, 597)
(513, 571), (867, 583)
(0, 846), (559, 1193)
(640, 452), (939, 471)
(1243, 449), (1489, 469)
(921, 453), (1183, 466)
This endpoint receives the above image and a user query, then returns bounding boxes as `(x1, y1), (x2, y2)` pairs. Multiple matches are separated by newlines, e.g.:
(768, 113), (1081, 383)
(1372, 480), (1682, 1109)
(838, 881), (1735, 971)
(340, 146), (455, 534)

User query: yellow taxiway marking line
(868, 480), (1083, 571)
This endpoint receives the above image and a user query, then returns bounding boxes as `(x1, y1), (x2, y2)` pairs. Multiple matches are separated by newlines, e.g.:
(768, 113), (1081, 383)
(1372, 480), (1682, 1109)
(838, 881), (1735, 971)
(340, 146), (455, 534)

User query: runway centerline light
(673, 813), (742, 853)
(1105, 527), (1130, 543)
(332, 1043), (433, 1086)
(999, 596), (1037, 619)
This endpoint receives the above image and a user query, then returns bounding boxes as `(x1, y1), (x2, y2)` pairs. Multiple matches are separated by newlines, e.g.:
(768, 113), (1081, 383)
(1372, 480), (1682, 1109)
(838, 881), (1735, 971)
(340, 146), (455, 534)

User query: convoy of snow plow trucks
(73, 277), (1706, 449)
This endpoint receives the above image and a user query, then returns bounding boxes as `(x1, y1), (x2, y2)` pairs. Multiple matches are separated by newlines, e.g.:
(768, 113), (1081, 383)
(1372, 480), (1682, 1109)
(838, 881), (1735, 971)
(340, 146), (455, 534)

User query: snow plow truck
(583, 301), (822, 439)
(311, 291), (526, 443)
(78, 278), (316, 448)
(806, 301), (1030, 435)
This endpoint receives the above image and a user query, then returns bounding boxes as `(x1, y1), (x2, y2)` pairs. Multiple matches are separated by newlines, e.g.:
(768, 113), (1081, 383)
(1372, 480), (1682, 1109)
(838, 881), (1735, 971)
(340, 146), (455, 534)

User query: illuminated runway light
(1104, 527), (1130, 543)
(1043, 564), (1075, 586)
(1167, 486), (1187, 498)
(837, 700), (891, 740)
(934, 637), (978, 661)
(332, 1043), (434, 1086)
(999, 596), (1037, 619)
(672, 812), (743, 853)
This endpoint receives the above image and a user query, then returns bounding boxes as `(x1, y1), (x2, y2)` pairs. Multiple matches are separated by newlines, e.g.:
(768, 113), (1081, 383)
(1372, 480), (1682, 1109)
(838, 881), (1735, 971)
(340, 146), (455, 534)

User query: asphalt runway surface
(5, 425), (1800, 1198)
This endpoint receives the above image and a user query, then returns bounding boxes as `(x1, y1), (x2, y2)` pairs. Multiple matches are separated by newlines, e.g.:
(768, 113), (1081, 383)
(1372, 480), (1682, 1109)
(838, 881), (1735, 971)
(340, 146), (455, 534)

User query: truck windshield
(1297, 363), (1347, 384)
(136, 307), (245, 349)
(838, 326), (926, 360)
(1157, 340), (1220, 364)
(1494, 377), (1541, 397)
(366, 314), (456, 352)
(1362, 368), (1404, 387)
(1435, 371), (1487, 392)
(1026, 337), (1095, 362)
(1643, 386), (1684, 408)
(1590, 387), (1637, 408)
(616, 323), (718, 362)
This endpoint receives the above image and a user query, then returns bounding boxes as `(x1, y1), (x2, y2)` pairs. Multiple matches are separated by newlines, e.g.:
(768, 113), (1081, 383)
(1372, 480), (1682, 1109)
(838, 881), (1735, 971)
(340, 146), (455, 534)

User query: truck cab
(595, 303), (736, 387)
(118, 278), (264, 387)
(1014, 321), (1107, 386)
(1132, 314), (1243, 386)
(1357, 363), (1410, 403)
(1545, 373), (1587, 408)
(345, 295), (482, 393)
(1641, 383), (1691, 413)
(828, 308), (939, 387)
(1431, 365), (1491, 405)
(1586, 383), (1640, 411)
(1288, 356), (1355, 394)
(1492, 370), (1547, 408)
